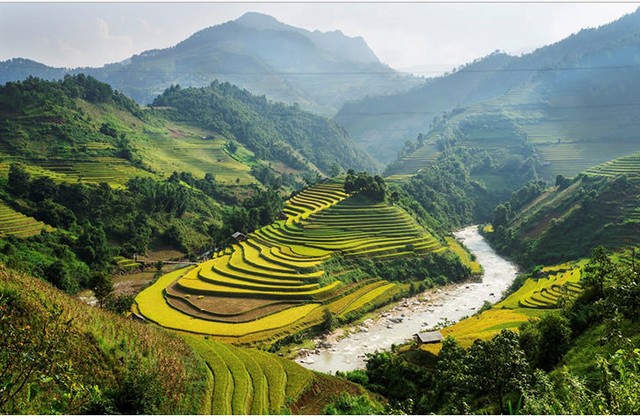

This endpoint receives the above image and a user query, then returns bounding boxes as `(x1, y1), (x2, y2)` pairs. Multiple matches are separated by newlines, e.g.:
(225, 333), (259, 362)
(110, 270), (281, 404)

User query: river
(296, 225), (519, 374)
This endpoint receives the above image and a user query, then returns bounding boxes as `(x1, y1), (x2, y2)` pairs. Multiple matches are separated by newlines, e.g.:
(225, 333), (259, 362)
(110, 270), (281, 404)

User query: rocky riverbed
(296, 225), (518, 373)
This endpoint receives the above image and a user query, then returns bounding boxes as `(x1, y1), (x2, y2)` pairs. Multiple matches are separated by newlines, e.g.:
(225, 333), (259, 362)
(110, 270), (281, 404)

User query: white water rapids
(296, 225), (519, 374)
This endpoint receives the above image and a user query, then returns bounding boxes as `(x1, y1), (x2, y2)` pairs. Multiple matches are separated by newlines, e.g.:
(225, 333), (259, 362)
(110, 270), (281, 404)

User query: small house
(414, 331), (444, 345)
(231, 231), (247, 242)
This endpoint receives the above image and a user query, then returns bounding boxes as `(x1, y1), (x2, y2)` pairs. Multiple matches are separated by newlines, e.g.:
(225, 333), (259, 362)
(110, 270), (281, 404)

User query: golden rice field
(0, 201), (53, 238)
(421, 261), (584, 355)
(0, 157), (154, 189)
(135, 180), (449, 345)
(445, 236), (483, 275)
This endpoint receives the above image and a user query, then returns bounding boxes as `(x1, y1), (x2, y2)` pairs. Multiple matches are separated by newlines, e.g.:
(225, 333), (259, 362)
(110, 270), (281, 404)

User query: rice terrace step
(135, 181), (449, 345)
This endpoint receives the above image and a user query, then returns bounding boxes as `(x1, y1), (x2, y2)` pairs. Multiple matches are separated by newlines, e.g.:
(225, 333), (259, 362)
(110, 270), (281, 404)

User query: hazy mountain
(0, 58), (69, 83)
(334, 51), (519, 162)
(0, 12), (419, 116)
(383, 8), (640, 175)
(338, 8), (640, 164)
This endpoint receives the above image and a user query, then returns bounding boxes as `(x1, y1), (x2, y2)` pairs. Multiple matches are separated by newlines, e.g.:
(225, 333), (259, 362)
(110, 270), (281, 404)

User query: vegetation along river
(297, 225), (519, 374)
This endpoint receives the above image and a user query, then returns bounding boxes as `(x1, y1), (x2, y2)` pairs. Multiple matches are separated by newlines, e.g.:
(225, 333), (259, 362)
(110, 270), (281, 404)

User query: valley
(297, 225), (518, 373)
(2, 5), (640, 415)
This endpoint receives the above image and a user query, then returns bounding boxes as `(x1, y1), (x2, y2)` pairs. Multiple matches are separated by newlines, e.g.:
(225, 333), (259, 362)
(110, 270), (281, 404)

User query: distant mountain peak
(235, 12), (286, 31)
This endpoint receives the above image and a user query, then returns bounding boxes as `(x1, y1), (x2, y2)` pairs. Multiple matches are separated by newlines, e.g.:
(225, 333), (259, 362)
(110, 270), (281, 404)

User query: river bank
(295, 225), (519, 374)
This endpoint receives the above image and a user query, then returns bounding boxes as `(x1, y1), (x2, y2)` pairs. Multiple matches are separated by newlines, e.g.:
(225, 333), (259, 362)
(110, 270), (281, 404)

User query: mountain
(335, 51), (519, 162)
(0, 12), (419, 116)
(342, 8), (640, 165)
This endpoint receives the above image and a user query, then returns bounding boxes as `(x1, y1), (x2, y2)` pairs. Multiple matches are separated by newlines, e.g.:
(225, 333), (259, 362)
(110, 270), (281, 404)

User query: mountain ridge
(0, 12), (418, 115)
(337, 7), (640, 163)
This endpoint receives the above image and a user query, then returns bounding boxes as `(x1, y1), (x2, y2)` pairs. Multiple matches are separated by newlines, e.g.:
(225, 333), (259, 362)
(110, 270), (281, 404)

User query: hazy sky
(1, 2), (639, 75)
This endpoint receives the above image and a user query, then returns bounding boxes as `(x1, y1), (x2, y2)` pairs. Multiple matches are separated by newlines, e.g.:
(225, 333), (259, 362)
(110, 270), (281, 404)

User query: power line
(4, 62), (640, 77)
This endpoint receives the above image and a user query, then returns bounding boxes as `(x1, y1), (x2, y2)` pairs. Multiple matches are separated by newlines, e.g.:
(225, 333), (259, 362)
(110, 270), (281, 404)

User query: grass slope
(0, 264), (211, 414)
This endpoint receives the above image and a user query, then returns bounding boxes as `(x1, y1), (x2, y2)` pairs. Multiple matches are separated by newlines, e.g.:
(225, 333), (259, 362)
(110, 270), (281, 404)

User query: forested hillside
(0, 75), (380, 297)
(152, 81), (380, 175)
(486, 154), (640, 266)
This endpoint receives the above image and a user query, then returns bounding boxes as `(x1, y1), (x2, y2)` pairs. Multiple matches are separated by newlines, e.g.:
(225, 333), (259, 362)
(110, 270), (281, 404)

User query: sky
(1, 2), (639, 75)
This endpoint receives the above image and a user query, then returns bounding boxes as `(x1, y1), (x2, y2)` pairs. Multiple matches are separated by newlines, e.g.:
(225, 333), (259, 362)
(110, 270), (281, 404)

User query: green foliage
(0, 291), (81, 414)
(90, 271), (113, 308)
(467, 330), (531, 413)
(432, 337), (471, 414)
(152, 81), (379, 176)
(335, 369), (369, 386)
(523, 349), (640, 415)
(352, 250), (471, 286)
(322, 393), (385, 415)
(322, 308), (338, 332)
(364, 350), (431, 412)
(344, 170), (386, 201)
(520, 313), (572, 371)
(7, 163), (30, 197)
(104, 294), (135, 315)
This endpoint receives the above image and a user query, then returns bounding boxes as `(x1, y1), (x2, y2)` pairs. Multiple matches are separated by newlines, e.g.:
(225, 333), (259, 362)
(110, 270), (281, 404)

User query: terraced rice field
(136, 181), (447, 345)
(0, 157), (154, 188)
(0, 201), (53, 238)
(422, 262), (584, 354)
(113, 256), (142, 270)
(584, 152), (640, 179)
(535, 142), (640, 178)
(386, 142), (442, 176)
(137, 124), (257, 185)
(185, 336), (314, 414)
(496, 264), (582, 310)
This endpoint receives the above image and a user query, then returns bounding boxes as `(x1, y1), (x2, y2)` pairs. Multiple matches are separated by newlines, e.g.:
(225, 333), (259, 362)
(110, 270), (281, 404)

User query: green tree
(433, 337), (471, 413)
(90, 271), (113, 308)
(536, 313), (572, 370)
(583, 246), (613, 298)
(468, 329), (530, 413)
(7, 163), (30, 197)
(75, 223), (111, 268)
(322, 308), (338, 332)
(0, 292), (83, 413)
(492, 202), (511, 228)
